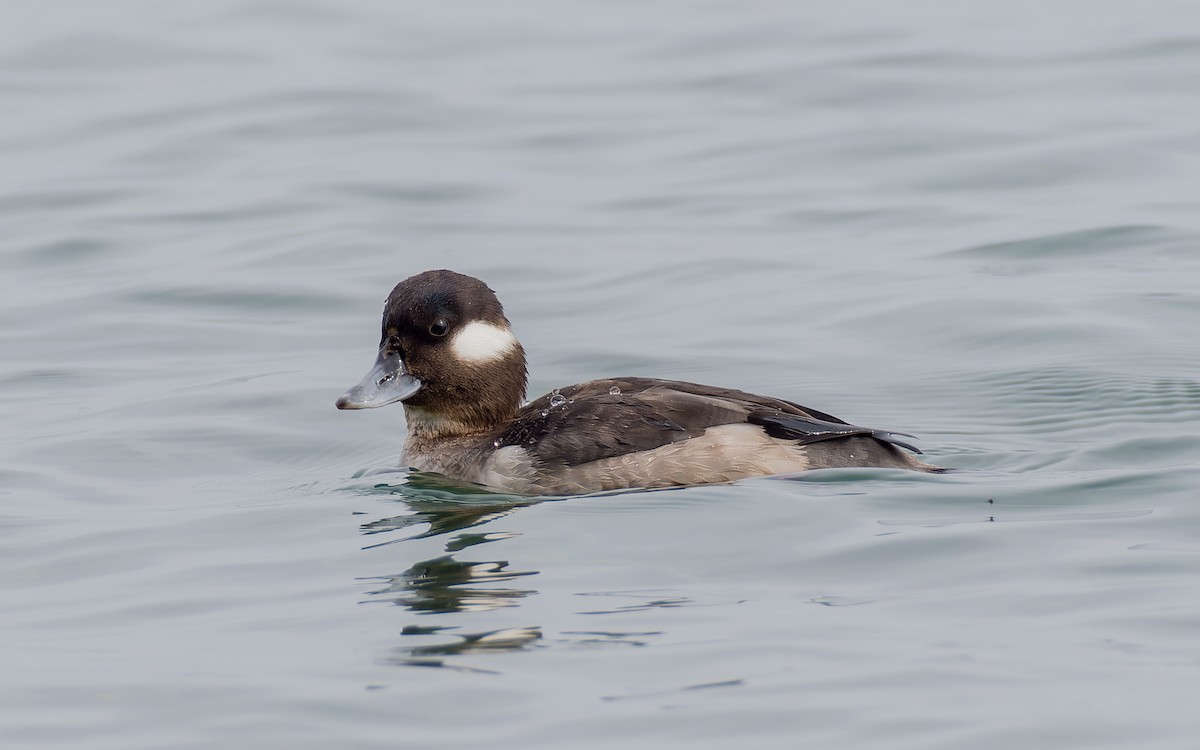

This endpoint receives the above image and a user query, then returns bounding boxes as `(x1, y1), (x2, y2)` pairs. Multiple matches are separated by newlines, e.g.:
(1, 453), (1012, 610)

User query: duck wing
(495, 379), (707, 468)
(747, 411), (922, 453)
(495, 377), (921, 468)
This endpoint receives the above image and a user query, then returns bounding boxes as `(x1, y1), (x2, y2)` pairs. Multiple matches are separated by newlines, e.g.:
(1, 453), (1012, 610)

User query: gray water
(4, 1), (1200, 747)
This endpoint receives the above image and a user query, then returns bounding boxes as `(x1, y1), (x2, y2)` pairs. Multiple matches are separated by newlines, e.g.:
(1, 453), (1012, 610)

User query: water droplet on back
(550, 394), (567, 407)
(609, 385), (621, 396)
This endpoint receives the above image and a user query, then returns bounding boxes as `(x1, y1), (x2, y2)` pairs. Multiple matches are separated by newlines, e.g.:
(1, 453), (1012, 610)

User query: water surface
(4, 1), (1200, 748)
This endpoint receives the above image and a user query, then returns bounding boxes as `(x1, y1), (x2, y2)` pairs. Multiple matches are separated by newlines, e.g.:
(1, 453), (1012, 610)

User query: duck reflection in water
(357, 470), (537, 545)
(353, 471), (544, 667)
(361, 554), (537, 614)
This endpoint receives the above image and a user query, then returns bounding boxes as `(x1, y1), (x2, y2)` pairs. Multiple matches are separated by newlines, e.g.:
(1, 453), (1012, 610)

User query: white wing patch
(452, 321), (517, 363)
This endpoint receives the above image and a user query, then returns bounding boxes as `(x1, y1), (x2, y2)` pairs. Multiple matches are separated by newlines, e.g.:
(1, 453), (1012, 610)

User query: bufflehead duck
(336, 270), (941, 495)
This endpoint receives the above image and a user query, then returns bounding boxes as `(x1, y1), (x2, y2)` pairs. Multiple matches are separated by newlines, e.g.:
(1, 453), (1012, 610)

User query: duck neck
(402, 402), (516, 440)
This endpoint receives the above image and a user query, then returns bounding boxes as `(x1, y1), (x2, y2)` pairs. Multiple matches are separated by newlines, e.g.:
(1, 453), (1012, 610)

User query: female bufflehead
(337, 270), (941, 495)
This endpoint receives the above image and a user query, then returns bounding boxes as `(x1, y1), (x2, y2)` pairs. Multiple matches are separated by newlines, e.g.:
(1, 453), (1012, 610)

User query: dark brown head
(336, 270), (528, 436)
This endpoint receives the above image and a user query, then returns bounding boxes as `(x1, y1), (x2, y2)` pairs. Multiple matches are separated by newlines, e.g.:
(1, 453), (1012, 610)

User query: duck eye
(429, 320), (449, 337)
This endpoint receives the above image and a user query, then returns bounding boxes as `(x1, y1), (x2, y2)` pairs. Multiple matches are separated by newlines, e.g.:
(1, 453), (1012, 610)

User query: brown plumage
(337, 270), (942, 496)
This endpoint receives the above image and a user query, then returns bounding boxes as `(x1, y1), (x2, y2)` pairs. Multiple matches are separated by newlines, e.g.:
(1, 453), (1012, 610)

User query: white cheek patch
(452, 321), (517, 363)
